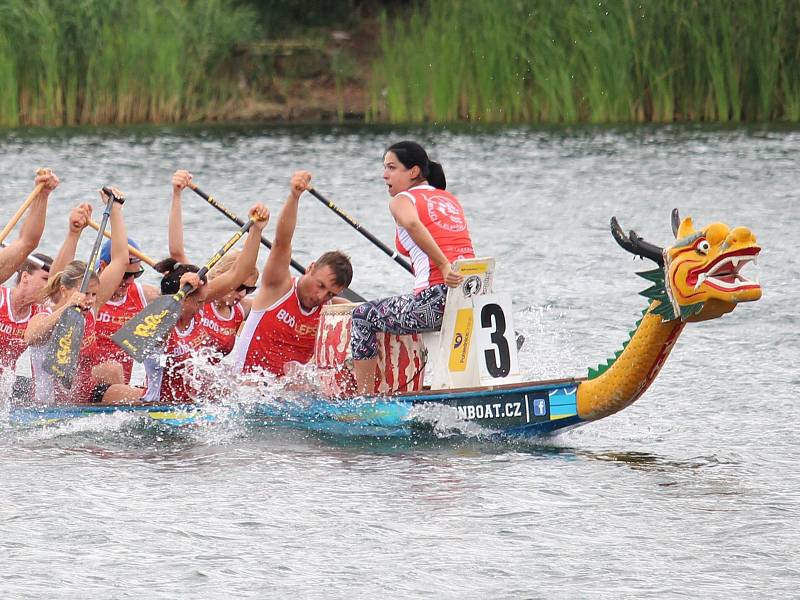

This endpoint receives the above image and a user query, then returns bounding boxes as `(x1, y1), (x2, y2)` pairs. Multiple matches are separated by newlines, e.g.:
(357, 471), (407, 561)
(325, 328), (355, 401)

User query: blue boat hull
(8, 378), (585, 438)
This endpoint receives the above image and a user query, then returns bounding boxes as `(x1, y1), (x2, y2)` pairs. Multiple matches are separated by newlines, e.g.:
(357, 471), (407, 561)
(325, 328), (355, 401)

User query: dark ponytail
(426, 160), (446, 190)
(385, 141), (447, 190)
(154, 257), (203, 295)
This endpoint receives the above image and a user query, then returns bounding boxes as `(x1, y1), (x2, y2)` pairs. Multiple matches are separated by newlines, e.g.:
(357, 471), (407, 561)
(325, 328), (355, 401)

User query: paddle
(112, 216), (258, 362)
(42, 187), (119, 387)
(306, 187), (414, 274)
(0, 178), (45, 244)
(187, 182), (365, 303)
(87, 218), (157, 268)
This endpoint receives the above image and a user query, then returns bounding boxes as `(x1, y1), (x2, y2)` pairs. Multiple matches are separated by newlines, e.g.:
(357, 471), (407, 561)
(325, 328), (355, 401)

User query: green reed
(0, 0), (258, 127)
(369, 0), (800, 123)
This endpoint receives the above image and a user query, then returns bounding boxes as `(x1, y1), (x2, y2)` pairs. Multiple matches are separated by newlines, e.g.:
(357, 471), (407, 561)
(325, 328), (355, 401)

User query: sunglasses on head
(123, 267), (145, 280)
(237, 284), (257, 294)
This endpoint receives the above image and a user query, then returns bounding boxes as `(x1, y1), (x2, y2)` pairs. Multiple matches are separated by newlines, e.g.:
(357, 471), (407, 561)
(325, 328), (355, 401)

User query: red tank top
(94, 282), (147, 382)
(0, 285), (39, 369)
(75, 309), (99, 397)
(198, 301), (245, 361)
(393, 185), (475, 293)
(234, 279), (322, 376)
(144, 313), (208, 403)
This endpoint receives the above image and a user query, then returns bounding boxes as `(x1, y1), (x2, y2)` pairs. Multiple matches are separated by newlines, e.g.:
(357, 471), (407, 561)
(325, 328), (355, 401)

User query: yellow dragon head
(611, 210), (761, 322)
(665, 216), (761, 321)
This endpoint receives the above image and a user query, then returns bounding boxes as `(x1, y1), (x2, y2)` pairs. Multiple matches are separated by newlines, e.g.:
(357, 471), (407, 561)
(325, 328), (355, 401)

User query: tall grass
(0, 0), (259, 127)
(370, 0), (800, 123)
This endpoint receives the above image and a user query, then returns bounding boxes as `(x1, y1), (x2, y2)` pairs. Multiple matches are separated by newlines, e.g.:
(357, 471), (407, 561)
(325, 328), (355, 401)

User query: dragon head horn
(671, 208), (680, 237)
(610, 216), (664, 266)
(676, 216), (695, 240)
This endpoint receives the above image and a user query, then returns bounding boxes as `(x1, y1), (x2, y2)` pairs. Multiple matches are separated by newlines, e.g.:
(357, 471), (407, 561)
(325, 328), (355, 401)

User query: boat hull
(7, 377), (585, 438)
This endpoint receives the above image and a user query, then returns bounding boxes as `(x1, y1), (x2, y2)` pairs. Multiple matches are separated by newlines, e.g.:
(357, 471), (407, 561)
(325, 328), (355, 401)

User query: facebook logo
(533, 398), (547, 417)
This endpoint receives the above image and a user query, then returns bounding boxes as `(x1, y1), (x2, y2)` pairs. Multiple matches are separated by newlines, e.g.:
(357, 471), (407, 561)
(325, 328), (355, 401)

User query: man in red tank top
(233, 171), (353, 377)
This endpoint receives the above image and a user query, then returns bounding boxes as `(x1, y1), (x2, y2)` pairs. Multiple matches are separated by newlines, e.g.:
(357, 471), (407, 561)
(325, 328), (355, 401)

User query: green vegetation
(0, 0), (259, 126)
(2, 0), (800, 126)
(370, 0), (800, 123)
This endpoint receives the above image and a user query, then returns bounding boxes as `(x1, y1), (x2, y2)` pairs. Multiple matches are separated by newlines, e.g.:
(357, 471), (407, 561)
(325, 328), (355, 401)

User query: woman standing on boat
(351, 141), (474, 395)
(140, 202), (269, 403)
(24, 188), (145, 405)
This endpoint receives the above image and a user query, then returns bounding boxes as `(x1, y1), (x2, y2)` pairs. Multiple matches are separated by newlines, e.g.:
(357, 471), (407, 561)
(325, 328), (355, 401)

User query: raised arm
(168, 170), (192, 264)
(257, 171), (309, 297)
(0, 169), (58, 283)
(49, 203), (92, 282)
(95, 188), (129, 306)
(205, 204), (270, 302)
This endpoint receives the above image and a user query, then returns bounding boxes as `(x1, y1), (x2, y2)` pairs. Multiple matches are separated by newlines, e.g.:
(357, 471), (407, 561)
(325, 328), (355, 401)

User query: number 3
(480, 303), (510, 377)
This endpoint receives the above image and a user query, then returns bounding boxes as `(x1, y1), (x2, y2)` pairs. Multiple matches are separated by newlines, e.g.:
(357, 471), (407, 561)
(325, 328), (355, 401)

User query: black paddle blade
(339, 287), (365, 302)
(42, 307), (86, 388)
(111, 295), (181, 362)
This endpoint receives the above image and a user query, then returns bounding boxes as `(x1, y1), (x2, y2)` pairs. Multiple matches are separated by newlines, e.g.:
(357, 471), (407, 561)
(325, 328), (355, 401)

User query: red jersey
(142, 313), (207, 403)
(394, 185), (475, 293)
(198, 301), (245, 361)
(30, 305), (99, 404)
(94, 282), (147, 382)
(0, 285), (39, 370)
(233, 279), (322, 376)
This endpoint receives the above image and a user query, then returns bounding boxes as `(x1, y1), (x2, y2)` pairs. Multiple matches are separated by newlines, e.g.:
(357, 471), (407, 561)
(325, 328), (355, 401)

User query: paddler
(168, 169), (258, 363)
(139, 202), (270, 403)
(0, 169), (59, 374)
(93, 238), (160, 384)
(24, 189), (145, 405)
(231, 171), (353, 378)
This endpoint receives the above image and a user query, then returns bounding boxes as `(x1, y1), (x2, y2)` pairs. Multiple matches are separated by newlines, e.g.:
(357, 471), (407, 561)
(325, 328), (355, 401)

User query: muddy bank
(205, 24), (378, 123)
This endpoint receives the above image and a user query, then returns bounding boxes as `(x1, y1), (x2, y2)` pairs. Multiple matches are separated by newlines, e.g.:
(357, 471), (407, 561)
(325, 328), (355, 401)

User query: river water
(0, 124), (798, 598)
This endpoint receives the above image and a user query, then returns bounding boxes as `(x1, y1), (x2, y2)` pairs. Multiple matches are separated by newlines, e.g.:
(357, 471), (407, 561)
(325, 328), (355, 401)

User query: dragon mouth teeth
(694, 273), (708, 290)
(692, 251), (760, 291)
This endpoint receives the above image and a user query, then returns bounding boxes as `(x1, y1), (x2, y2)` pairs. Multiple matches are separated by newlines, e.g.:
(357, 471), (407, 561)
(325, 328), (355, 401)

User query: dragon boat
(8, 210), (761, 438)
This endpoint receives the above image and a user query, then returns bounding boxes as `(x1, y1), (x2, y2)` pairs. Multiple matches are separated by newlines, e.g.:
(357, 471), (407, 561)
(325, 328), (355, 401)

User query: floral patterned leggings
(351, 284), (447, 360)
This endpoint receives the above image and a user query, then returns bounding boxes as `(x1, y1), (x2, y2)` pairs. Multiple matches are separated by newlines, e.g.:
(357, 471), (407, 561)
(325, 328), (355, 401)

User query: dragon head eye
(694, 238), (710, 255)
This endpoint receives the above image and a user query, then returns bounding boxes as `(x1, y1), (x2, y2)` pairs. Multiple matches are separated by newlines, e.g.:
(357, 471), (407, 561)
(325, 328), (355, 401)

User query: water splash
(515, 304), (588, 380)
